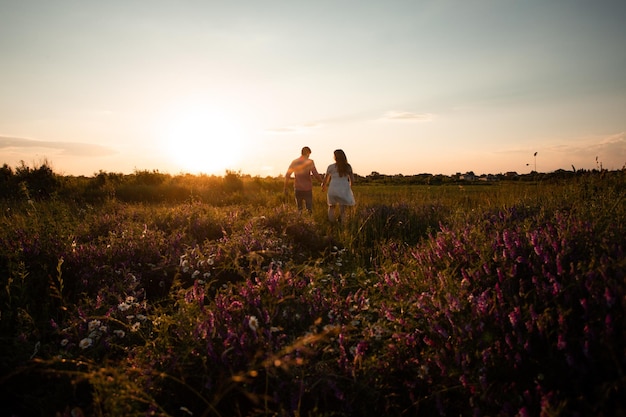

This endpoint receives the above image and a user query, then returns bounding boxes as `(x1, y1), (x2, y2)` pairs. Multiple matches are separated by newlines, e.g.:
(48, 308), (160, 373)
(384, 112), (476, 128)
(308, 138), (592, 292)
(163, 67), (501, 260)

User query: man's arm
(284, 166), (293, 191)
(310, 162), (324, 183)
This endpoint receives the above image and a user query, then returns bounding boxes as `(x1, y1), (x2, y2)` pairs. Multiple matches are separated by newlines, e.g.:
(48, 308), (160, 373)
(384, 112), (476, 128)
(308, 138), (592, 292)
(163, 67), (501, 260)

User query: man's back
(289, 157), (317, 191)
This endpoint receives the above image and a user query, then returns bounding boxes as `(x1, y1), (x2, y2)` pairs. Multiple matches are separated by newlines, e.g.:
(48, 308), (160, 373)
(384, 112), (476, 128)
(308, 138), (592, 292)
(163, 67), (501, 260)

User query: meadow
(1, 165), (625, 416)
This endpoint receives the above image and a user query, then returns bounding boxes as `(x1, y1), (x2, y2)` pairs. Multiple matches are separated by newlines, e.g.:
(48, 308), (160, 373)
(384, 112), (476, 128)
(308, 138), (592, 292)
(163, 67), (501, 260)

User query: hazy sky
(1, 0), (625, 177)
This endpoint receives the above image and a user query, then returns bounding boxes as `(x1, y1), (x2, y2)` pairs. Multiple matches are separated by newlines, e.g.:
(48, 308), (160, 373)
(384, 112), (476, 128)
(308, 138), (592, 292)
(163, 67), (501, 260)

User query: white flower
(118, 302), (131, 311)
(192, 270), (200, 279)
(130, 322), (141, 332)
(88, 320), (101, 332)
(79, 338), (93, 349)
(60, 339), (69, 347)
(125, 296), (136, 304)
(113, 330), (125, 338)
(136, 314), (147, 321)
(248, 315), (259, 332)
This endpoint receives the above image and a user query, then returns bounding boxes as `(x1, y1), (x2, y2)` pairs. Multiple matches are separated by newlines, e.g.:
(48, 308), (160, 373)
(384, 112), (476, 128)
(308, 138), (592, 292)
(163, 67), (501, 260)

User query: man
(284, 146), (324, 213)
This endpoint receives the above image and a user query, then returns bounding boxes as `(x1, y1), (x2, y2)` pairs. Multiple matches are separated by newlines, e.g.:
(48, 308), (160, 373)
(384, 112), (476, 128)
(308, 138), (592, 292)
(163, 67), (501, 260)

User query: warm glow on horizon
(159, 103), (245, 175)
(1, 2), (624, 177)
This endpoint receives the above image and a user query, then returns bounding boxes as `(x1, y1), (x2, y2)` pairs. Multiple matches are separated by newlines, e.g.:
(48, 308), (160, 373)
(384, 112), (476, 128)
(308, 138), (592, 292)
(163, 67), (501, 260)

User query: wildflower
(192, 270), (200, 279)
(113, 330), (125, 338)
(418, 364), (429, 379)
(118, 302), (131, 312)
(604, 287), (615, 307)
(60, 339), (69, 347)
(79, 338), (93, 349)
(248, 315), (259, 332)
(580, 298), (588, 311)
(508, 307), (521, 327)
(88, 320), (101, 332)
(136, 314), (147, 321)
(130, 322), (141, 332)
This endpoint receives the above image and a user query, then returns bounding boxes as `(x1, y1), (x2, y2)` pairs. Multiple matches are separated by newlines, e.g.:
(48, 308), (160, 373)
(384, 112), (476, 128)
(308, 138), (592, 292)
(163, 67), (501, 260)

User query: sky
(1, 0), (625, 177)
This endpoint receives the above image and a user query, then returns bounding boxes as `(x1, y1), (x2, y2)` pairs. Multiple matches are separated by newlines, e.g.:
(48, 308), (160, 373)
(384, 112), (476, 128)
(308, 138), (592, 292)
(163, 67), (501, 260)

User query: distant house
(460, 172), (476, 181)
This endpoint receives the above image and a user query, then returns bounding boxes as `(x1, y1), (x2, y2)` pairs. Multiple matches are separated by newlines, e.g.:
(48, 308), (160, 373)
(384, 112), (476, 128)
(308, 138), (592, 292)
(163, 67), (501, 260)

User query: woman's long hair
(334, 149), (351, 177)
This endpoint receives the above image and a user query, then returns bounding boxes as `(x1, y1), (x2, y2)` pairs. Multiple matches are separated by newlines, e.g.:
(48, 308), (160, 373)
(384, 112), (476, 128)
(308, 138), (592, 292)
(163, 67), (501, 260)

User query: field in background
(1, 165), (625, 416)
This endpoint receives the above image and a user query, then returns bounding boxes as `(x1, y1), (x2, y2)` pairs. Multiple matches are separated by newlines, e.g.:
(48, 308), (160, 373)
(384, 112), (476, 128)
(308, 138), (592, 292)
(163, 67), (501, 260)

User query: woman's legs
(338, 205), (347, 223)
(327, 204), (337, 222)
(328, 204), (347, 223)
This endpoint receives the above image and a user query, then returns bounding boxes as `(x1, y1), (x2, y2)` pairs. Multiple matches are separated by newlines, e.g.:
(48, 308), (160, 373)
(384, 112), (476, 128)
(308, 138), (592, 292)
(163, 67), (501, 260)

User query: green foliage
(0, 167), (625, 416)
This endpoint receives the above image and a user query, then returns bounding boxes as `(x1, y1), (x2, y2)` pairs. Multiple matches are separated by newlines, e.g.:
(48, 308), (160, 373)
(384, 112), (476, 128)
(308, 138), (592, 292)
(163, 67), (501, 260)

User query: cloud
(265, 123), (323, 135)
(569, 132), (626, 169)
(495, 132), (626, 172)
(380, 111), (435, 122)
(0, 136), (117, 157)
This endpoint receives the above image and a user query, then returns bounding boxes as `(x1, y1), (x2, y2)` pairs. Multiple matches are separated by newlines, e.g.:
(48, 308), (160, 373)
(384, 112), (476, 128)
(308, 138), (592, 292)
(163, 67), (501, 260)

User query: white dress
(326, 163), (356, 205)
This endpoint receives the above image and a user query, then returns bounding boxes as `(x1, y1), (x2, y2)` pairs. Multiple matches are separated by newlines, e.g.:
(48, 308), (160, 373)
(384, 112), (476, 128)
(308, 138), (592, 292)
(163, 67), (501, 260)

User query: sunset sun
(160, 104), (245, 175)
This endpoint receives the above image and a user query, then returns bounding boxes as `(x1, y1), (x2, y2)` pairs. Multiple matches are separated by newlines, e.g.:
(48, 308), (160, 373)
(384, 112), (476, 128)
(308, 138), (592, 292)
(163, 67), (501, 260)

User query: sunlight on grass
(1, 168), (625, 416)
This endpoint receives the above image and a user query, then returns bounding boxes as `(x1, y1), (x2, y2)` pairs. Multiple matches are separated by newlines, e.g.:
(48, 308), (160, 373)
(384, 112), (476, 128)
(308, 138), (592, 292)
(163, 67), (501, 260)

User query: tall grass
(1, 169), (625, 416)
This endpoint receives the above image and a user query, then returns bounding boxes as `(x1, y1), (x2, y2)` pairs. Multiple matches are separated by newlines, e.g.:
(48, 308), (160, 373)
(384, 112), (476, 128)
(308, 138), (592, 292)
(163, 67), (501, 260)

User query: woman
(321, 149), (356, 223)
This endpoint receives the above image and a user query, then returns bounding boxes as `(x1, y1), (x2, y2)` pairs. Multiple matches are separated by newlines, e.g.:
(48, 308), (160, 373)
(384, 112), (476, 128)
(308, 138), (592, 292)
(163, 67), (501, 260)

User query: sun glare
(161, 104), (245, 175)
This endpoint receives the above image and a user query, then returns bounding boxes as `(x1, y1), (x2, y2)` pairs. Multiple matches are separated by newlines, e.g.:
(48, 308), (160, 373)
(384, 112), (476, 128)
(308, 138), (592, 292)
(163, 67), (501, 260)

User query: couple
(284, 146), (355, 223)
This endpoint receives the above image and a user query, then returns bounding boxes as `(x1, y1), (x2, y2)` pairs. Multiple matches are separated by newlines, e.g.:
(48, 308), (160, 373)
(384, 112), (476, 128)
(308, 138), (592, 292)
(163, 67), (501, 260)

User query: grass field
(1, 168), (625, 416)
